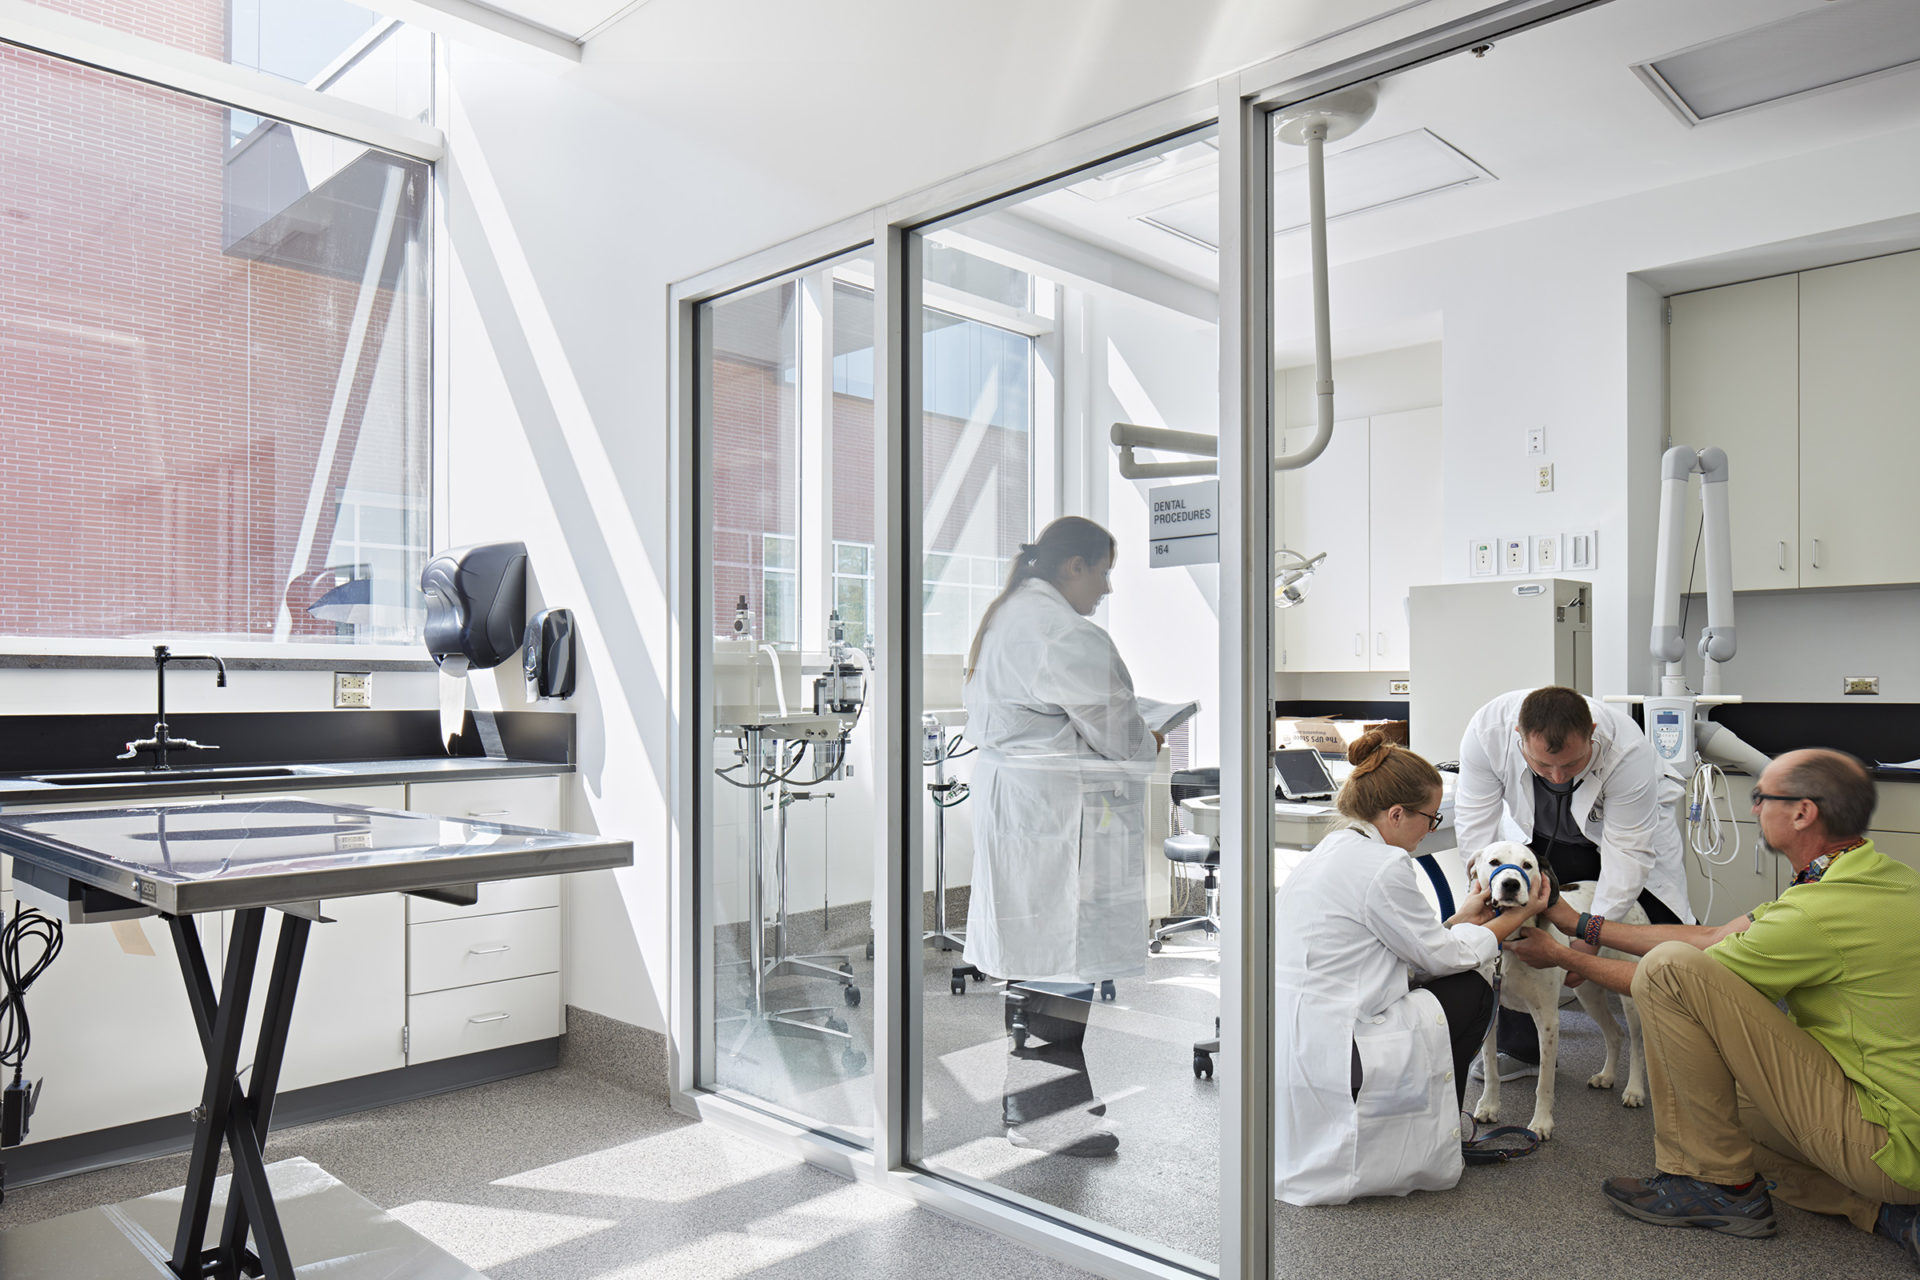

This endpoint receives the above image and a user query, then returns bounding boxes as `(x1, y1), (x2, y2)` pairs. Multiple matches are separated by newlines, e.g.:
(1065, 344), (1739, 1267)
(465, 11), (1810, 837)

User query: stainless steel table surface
(0, 796), (632, 915)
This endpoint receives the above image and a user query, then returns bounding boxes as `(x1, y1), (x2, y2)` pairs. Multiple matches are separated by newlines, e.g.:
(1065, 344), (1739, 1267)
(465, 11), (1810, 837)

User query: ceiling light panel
(1269, 128), (1493, 237)
(1635, 0), (1920, 124)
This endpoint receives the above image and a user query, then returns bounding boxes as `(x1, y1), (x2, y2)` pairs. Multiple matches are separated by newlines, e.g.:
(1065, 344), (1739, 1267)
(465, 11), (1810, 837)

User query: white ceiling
(441, 0), (644, 42)
(974, 0), (1920, 302)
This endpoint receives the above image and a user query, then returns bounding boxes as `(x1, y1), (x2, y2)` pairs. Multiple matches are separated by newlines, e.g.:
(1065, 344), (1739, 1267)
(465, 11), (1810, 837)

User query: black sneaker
(1877, 1202), (1920, 1269)
(1602, 1172), (1778, 1239)
(1006, 1124), (1119, 1158)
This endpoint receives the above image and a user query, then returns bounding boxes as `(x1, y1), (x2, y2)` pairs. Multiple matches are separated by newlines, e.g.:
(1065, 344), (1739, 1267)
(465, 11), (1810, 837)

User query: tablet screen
(1272, 747), (1337, 801)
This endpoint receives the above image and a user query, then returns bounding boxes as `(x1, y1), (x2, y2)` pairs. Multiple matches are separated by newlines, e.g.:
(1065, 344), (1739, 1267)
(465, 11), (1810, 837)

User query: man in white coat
(1455, 685), (1693, 1074)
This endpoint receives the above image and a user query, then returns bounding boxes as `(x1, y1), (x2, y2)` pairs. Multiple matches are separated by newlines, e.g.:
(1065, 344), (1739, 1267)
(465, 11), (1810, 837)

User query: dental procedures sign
(1148, 480), (1218, 567)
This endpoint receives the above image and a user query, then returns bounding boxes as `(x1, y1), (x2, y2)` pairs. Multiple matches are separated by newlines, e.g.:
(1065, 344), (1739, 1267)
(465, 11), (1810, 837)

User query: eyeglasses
(1406, 808), (1444, 832)
(1751, 789), (1821, 808)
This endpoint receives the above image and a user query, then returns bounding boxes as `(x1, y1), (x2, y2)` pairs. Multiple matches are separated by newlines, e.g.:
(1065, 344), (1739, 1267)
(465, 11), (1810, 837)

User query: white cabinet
(402, 776), (567, 1062)
(1798, 251), (1920, 588)
(1277, 407), (1441, 673)
(1669, 249), (1920, 592)
(1669, 275), (1801, 592)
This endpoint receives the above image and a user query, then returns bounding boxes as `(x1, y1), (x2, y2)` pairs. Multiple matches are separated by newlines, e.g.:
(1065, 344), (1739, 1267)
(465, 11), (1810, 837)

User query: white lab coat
(1274, 823), (1499, 1205)
(961, 578), (1158, 983)
(1454, 690), (1693, 924)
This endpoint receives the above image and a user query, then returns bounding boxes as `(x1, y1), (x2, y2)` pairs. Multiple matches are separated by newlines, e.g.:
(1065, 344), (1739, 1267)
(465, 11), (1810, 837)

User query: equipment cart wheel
(1100, 979), (1117, 1002)
(1193, 1049), (1214, 1080)
(843, 984), (862, 1007)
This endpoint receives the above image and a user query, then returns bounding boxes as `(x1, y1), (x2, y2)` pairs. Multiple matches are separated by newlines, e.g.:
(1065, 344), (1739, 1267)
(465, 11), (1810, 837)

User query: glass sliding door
(696, 252), (879, 1141)
(909, 127), (1226, 1266)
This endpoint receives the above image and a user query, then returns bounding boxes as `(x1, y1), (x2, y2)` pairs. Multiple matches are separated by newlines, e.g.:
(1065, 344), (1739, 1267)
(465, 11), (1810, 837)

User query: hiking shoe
(1468, 1053), (1540, 1083)
(1876, 1202), (1920, 1267)
(1602, 1172), (1778, 1238)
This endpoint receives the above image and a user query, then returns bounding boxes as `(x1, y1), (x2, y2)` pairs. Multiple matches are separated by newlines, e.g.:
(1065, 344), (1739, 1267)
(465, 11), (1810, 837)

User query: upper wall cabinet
(1798, 252), (1920, 589)
(1670, 249), (1920, 592)
(1276, 406), (1441, 673)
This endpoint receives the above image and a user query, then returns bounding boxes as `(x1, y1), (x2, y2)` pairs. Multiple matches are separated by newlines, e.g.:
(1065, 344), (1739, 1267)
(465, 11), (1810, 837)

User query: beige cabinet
(1669, 249), (1920, 592)
(1277, 407), (1441, 673)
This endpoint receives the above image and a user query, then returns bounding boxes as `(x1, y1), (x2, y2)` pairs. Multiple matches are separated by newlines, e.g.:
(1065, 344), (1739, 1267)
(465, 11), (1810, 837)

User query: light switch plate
(1565, 529), (1597, 571)
(333, 672), (373, 709)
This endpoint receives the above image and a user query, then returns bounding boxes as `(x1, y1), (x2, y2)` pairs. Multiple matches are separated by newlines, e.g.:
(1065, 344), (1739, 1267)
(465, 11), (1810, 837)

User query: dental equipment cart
(0, 797), (631, 1280)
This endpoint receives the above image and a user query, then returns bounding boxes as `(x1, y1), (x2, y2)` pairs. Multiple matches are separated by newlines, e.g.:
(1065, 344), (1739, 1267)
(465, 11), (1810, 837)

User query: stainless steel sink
(26, 765), (342, 786)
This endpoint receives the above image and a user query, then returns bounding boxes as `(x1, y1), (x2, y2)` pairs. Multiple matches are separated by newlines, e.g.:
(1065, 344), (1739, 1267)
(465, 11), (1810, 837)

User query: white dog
(1465, 842), (1648, 1140)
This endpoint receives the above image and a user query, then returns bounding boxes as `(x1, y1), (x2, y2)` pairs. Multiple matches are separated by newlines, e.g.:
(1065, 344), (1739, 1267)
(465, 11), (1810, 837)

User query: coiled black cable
(1, 902), (64, 1082)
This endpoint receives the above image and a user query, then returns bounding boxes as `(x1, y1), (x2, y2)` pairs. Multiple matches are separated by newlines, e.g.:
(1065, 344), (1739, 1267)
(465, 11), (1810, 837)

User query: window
(762, 534), (799, 650)
(0, 41), (433, 648)
(832, 541), (875, 649)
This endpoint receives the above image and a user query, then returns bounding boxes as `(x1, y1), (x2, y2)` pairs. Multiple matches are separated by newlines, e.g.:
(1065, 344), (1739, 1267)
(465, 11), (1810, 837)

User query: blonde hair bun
(1346, 729), (1391, 777)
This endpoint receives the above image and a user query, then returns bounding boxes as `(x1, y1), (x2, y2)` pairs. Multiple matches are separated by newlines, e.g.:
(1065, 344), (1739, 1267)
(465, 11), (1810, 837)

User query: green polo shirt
(1709, 843), (1920, 1190)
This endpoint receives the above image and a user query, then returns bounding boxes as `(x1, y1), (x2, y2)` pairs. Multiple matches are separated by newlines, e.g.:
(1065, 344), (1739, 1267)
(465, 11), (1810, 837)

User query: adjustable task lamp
(1274, 549), (1326, 608)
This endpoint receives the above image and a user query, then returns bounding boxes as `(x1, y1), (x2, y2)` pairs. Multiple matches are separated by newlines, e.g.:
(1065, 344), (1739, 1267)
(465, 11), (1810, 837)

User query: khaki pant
(1633, 941), (1920, 1231)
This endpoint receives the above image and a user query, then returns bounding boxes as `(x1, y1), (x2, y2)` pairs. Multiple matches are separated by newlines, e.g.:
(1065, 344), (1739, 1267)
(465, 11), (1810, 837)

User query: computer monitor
(1272, 747), (1338, 801)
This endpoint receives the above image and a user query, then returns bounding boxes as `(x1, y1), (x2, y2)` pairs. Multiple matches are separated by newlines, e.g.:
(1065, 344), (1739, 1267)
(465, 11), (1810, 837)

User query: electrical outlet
(1531, 532), (1562, 573)
(1469, 538), (1497, 577)
(1501, 537), (1527, 574)
(1526, 427), (1546, 456)
(333, 672), (372, 709)
(1566, 529), (1597, 571)
(1535, 463), (1554, 493)
(1843, 676), (1880, 695)
(1388, 679), (1411, 696)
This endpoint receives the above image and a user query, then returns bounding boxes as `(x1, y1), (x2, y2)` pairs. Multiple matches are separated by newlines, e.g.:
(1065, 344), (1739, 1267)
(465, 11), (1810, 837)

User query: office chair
(1150, 767), (1222, 1078)
(1150, 767), (1221, 952)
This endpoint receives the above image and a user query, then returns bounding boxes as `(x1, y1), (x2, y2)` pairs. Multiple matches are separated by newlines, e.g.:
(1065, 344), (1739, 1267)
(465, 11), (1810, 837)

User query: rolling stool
(1149, 831), (1220, 952)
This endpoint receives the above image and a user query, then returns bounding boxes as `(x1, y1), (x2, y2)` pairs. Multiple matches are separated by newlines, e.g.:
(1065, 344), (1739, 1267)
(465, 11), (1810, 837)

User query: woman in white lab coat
(1273, 731), (1548, 1204)
(962, 516), (1160, 1158)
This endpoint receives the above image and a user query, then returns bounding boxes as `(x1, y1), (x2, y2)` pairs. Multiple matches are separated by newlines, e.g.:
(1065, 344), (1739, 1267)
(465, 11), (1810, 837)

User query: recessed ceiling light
(1634, 0), (1920, 125)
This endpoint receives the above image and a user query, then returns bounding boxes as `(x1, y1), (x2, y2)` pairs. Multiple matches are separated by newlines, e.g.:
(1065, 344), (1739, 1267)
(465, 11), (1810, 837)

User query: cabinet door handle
(468, 1012), (512, 1025)
(1778, 541), (1788, 571)
(1810, 538), (1822, 569)
(468, 944), (511, 956)
(1375, 631), (1385, 656)
(1353, 633), (1364, 656)
(467, 809), (510, 818)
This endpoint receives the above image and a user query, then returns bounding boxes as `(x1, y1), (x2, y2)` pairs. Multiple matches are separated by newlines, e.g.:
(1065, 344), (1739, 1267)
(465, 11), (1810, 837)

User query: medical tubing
(1685, 761), (1742, 923)
(1, 903), (64, 1079)
(757, 643), (790, 717)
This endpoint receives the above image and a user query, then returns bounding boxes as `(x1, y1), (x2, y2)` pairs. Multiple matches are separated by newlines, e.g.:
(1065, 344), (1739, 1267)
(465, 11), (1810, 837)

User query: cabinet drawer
(407, 972), (559, 1064)
(409, 907), (559, 994)
(405, 777), (563, 828)
(407, 875), (560, 923)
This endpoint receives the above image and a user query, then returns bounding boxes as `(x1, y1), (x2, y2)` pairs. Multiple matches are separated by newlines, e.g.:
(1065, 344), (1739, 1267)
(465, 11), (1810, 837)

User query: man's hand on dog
(1504, 925), (1565, 970)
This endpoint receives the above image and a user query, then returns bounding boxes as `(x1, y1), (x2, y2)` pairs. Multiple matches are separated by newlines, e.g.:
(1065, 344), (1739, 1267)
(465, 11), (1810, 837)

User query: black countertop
(0, 711), (573, 808)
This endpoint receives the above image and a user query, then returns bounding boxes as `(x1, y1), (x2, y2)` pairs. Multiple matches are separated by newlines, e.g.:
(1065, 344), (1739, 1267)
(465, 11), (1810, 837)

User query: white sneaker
(1468, 1053), (1540, 1083)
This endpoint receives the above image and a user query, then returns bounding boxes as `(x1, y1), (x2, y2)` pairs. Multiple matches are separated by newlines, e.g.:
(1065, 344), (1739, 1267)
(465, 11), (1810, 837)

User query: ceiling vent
(1633, 0), (1920, 125)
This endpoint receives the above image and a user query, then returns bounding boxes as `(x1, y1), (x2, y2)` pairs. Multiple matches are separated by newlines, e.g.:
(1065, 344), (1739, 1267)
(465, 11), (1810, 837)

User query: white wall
(0, 667), (440, 716)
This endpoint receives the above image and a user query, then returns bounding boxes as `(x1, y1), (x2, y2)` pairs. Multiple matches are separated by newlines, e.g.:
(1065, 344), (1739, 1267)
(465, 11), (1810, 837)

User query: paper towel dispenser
(524, 607), (576, 700)
(421, 541), (527, 669)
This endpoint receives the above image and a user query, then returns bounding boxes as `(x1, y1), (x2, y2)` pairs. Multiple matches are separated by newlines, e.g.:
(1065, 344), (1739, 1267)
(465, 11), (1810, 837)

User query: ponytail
(964, 516), (1116, 678)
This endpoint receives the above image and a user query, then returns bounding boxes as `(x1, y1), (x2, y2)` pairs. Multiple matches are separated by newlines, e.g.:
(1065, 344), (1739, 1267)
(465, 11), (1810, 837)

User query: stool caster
(843, 984), (862, 1007)
(1099, 979), (1117, 1002)
(1011, 1028), (1028, 1051)
(1193, 1049), (1214, 1080)
(950, 974), (967, 996)
(824, 1015), (847, 1034)
(842, 1047), (868, 1072)
(1148, 939), (1163, 954)
(865, 939), (875, 959)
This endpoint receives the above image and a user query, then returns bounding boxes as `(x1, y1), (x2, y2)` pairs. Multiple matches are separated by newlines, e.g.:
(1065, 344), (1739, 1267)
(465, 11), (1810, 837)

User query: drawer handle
(467, 810), (510, 818)
(468, 1012), (512, 1025)
(468, 944), (512, 956)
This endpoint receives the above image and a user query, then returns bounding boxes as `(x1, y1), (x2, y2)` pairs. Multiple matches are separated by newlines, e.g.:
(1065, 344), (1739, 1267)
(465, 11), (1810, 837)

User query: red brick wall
(0, 34), (427, 641)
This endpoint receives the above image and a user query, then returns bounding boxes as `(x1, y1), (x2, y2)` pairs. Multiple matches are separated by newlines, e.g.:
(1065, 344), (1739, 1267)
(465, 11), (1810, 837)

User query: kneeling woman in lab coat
(1273, 732), (1547, 1204)
(962, 516), (1160, 1158)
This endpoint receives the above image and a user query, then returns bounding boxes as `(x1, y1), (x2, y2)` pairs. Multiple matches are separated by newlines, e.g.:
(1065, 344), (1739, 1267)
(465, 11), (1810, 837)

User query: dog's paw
(1472, 1098), (1500, 1125)
(1527, 1113), (1555, 1141)
(1587, 1070), (1615, 1090)
(1621, 1087), (1648, 1109)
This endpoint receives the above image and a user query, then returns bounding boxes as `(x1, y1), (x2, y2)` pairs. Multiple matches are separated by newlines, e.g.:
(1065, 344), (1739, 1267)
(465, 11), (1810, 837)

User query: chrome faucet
(118, 644), (227, 770)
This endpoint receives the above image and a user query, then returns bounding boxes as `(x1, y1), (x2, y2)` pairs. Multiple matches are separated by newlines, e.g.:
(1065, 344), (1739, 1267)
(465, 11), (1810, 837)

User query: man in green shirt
(1505, 748), (1920, 1265)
